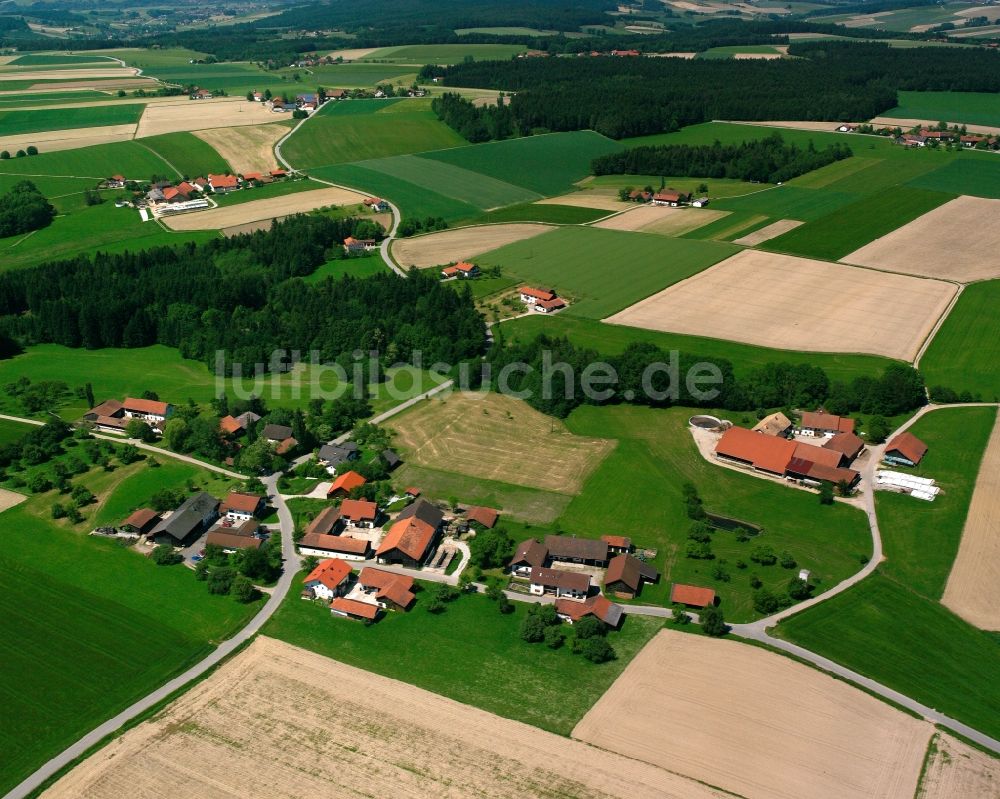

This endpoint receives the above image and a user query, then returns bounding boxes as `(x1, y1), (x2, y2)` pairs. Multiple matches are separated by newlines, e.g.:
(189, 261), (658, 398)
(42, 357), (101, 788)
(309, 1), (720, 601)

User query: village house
(691, 197), (710, 207)
(520, 286), (558, 306)
(611, 48), (641, 57)
(220, 491), (265, 521)
(84, 397), (173, 434)
(822, 432), (866, 465)
(357, 567), (416, 611)
(262, 423), (293, 443)
(190, 88), (213, 100)
(340, 498), (379, 528)
(545, 535), (609, 567)
(219, 415), (245, 437)
(150, 492), (219, 546)
(601, 535), (633, 555)
(363, 196), (389, 212)
(327, 470), (366, 498)
(382, 449), (402, 470)
(441, 261), (480, 279)
(752, 411), (793, 438)
(343, 236), (377, 254)
(299, 531), (371, 560)
(715, 426), (860, 488)
(327, 89), (347, 100)
(121, 508), (160, 535)
(509, 538), (548, 577)
(670, 583), (716, 608)
(604, 553), (659, 599)
(900, 133), (927, 147)
(376, 498), (443, 567)
(555, 595), (623, 627)
(529, 566), (591, 600)
(208, 174), (240, 193)
(465, 506), (499, 529)
(798, 410), (855, 437)
(252, 90), (264, 102)
(106, 174), (126, 188)
(302, 558), (353, 601)
(651, 189), (690, 207)
(270, 169), (288, 179)
(330, 597), (381, 621)
(533, 296), (566, 314)
(318, 441), (359, 468)
(205, 527), (263, 553)
(884, 432), (928, 467)
(304, 506), (342, 536)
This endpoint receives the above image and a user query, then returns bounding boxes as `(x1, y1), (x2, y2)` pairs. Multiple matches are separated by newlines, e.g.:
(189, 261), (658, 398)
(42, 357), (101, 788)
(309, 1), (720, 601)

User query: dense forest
(490, 334), (927, 420)
(426, 42), (1000, 139)
(0, 181), (56, 239)
(591, 135), (853, 184)
(0, 215), (484, 373)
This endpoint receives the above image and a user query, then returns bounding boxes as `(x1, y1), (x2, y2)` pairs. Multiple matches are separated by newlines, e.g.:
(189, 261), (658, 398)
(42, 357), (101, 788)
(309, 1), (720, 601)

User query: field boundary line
(914, 282), (965, 368)
(132, 139), (183, 180)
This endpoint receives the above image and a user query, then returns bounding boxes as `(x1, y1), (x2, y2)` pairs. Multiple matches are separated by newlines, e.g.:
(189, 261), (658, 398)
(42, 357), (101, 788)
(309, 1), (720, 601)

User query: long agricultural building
(715, 426), (860, 487)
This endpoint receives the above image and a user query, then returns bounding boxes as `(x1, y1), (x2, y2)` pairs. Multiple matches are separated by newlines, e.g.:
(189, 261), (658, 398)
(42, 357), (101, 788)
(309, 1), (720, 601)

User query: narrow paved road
(4, 475), (299, 799)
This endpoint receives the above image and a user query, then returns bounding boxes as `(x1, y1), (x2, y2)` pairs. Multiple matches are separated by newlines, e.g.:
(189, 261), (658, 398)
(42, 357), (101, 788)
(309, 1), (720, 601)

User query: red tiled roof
(123, 397), (169, 416)
(276, 436), (298, 455)
(405, 487), (421, 496)
(823, 432), (865, 460)
(466, 506), (499, 528)
(376, 517), (436, 561)
(242, 172), (264, 181)
(556, 595), (622, 626)
(453, 261), (477, 272)
(122, 508), (159, 529)
(605, 553), (659, 592)
(601, 535), (632, 549)
(270, 169), (287, 177)
(536, 297), (566, 310)
(299, 532), (369, 555)
(222, 492), (262, 514)
(328, 470), (366, 495)
(304, 558), (353, 591)
(793, 441), (844, 470)
(520, 286), (556, 301)
(653, 191), (684, 202)
(330, 597), (379, 619)
(715, 426), (796, 475)
(530, 566), (591, 592)
(358, 567), (416, 608)
(206, 530), (262, 550)
(305, 507), (342, 536)
(509, 538), (547, 569)
(670, 583), (716, 607)
(87, 399), (123, 417)
(885, 432), (928, 465)
(208, 174), (239, 189)
(800, 411), (854, 434)
(803, 461), (859, 485)
(340, 499), (377, 522)
(219, 415), (243, 435)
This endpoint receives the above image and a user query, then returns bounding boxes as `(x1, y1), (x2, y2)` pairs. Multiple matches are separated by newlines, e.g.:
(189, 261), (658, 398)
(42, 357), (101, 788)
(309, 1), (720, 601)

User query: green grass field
(281, 99), (467, 170)
(908, 157), (1000, 200)
(287, 63), (418, 88)
(142, 62), (274, 94)
(468, 202), (609, 225)
(93, 47), (212, 68)
(0, 457), (256, 795)
(138, 132), (231, 177)
(0, 91), (108, 106)
(0, 104), (144, 136)
(474, 226), (738, 318)
(0, 418), (33, 445)
(585, 173), (768, 199)
(263, 572), (662, 735)
(360, 43), (528, 63)
(921, 281), (1000, 401)
(502, 314), (902, 384)
(884, 91), (1000, 129)
(0, 140), (177, 181)
(9, 54), (115, 65)
(777, 405), (1000, 744)
(698, 44), (786, 58)
(763, 186), (953, 260)
(303, 256), (390, 283)
(421, 131), (623, 197)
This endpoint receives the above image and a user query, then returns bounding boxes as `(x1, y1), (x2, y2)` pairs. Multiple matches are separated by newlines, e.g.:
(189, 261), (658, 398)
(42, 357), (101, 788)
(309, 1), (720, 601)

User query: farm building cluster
(626, 188), (709, 207)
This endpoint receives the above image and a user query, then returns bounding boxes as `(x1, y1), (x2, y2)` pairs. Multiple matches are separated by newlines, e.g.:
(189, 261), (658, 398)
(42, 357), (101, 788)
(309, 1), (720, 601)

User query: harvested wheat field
(535, 192), (630, 211)
(842, 196), (1000, 282)
(326, 47), (382, 60)
(916, 733), (1000, 799)
(574, 630), (933, 799)
(942, 411), (1000, 629)
(0, 124), (136, 155)
(733, 218), (803, 245)
(193, 123), (289, 174)
(605, 249), (956, 360)
(594, 205), (727, 236)
(386, 392), (613, 494)
(0, 488), (26, 513)
(43, 637), (726, 799)
(135, 98), (284, 137)
(392, 223), (553, 268)
(163, 186), (366, 230)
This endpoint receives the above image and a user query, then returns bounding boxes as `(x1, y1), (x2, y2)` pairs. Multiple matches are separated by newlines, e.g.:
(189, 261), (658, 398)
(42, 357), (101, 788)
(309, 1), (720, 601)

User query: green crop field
(263, 572), (662, 735)
(474, 226), (738, 318)
(764, 186), (953, 260)
(585, 173), (767, 199)
(0, 140), (176, 181)
(286, 63), (418, 88)
(281, 99), (466, 169)
(502, 314), (902, 384)
(469, 202), (609, 225)
(0, 104), (144, 136)
(0, 90), (108, 106)
(144, 63), (274, 93)
(421, 131), (623, 197)
(883, 91), (1000, 129)
(0, 418), (33, 446)
(711, 185), (858, 222)
(360, 43), (528, 63)
(138, 132), (231, 177)
(921, 281), (1000, 401)
(908, 157), (1000, 199)
(0, 458), (256, 795)
(9, 54), (115, 65)
(621, 121), (867, 151)
(777, 405), (1000, 744)
(698, 44), (786, 58)
(94, 47), (212, 68)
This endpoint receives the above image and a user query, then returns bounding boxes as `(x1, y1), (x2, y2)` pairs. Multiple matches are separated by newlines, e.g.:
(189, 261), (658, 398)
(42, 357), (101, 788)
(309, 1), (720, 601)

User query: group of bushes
(0, 180), (55, 239)
(0, 146), (39, 160)
(520, 603), (616, 663)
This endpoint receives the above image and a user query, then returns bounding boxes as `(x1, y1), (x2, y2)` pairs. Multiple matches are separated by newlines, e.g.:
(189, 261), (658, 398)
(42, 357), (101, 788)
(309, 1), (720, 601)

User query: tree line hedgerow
(0, 214), (485, 373)
(590, 134), (853, 185)
(489, 334), (927, 419)
(0, 180), (55, 240)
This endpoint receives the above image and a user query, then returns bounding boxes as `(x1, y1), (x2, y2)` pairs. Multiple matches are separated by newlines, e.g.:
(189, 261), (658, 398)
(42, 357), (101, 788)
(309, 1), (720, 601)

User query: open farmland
(917, 733), (1000, 799)
(42, 635), (720, 799)
(386, 392), (614, 494)
(281, 99), (466, 169)
(392, 223), (554, 267)
(942, 412), (1000, 629)
(574, 630), (931, 799)
(0, 103), (144, 135)
(0, 140), (177, 181)
(193, 123), (290, 174)
(135, 97), (285, 137)
(162, 186), (367, 230)
(139, 131), (231, 176)
(732, 218), (802, 244)
(920, 280), (1000, 400)
(908, 157), (1000, 199)
(842, 196), (1000, 281)
(475, 226), (739, 318)
(0, 68), (139, 83)
(606, 250), (957, 361)
(882, 91), (1000, 129)
(0, 124), (137, 155)
(594, 205), (728, 236)
(358, 43), (528, 63)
